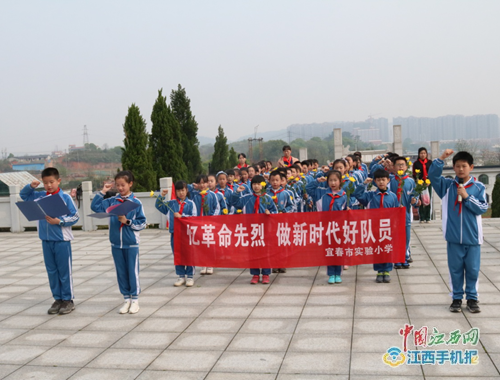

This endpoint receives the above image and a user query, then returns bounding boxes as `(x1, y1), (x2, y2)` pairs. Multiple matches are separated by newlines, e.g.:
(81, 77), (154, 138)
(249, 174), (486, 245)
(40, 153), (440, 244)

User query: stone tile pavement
(1, 220), (500, 379)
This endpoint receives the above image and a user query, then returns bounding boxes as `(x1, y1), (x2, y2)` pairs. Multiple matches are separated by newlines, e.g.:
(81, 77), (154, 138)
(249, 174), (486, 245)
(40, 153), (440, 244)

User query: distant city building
(287, 117), (390, 143)
(394, 114), (499, 142)
(68, 145), (85, 152)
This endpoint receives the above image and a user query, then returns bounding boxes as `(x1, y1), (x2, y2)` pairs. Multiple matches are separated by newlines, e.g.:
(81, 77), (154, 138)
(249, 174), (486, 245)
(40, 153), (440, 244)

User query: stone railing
(1, 178), (173, 232)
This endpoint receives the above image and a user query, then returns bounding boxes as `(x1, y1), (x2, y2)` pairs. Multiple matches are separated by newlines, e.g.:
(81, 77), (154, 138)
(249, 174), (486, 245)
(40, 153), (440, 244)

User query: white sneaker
(128, 300), (140, 314)
(119, 300), (131, 314)
(200, 267), (207, 275)
(174, 277), (186, 287)
(186, 278), (194, 287)
(206, 267), (213, 275)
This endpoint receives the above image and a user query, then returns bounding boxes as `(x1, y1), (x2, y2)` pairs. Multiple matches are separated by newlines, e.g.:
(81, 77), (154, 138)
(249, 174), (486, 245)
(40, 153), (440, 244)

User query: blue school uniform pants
(250, 268), (271, 275)
(447, 242), (480, 301)
(374, 263), (393, 272)
(42, 240), (74, 301)
(327, 265), (342, 276)
(111, 246), (140, 299)
(406, 224), (411, 262)
(170, 234), (194, 278)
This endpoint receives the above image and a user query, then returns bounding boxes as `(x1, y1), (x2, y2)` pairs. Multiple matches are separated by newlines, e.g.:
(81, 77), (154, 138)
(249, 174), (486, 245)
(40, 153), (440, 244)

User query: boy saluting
(428, 149), (488, 313)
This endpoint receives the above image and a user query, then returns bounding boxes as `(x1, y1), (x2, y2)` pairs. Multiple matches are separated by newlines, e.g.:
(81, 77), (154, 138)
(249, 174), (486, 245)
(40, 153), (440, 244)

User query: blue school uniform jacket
(20, 185), (79, 241)
(155, 196), (197, 233)
(389, 175), (418, 225)
(306, 180), (348, 211)
(266, 186), (294, 213)
(231, 191), (278, 214)
(187, 186), (220, 216)
(353, 184), (399, 209)
(428, 158), (488, 245)
(214, 186), (232, 209)
(91, 192), (147, 249)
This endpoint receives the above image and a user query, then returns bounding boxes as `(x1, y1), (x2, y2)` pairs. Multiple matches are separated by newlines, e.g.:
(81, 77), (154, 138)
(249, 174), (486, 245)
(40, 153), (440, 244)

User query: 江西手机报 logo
(383, 324), (480, 367)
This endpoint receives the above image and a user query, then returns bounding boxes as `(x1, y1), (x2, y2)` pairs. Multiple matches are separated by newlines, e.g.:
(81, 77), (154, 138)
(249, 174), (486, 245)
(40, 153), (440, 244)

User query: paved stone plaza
(1, 221), (500, 379)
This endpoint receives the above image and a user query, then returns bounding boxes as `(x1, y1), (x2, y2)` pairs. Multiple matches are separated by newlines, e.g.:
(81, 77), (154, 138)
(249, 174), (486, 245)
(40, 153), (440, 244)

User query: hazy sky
(1, 0), (499, 155)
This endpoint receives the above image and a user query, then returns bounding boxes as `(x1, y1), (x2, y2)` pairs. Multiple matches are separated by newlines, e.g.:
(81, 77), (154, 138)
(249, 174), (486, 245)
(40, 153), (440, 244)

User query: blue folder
(88, 200), (140, 219)
(16, 194), (71, 221)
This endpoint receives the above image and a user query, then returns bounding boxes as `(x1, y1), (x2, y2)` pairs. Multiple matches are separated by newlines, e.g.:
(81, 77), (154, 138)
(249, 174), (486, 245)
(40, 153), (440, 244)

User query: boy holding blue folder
(20, 168), (79, 315)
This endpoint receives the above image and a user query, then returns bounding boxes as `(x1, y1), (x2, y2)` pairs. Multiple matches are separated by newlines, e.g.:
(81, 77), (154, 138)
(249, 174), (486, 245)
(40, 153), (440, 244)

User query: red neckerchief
(46, 188), (61, 196)
(283, 156), (292, 167)
(270, 188), (284, 204)
(396, 175), (409, 202)
(379, 191), (386, 209)
(177, 199), (185, 214)
(237, 164), (248, 169)
(228, 183), (234, 190)
(116, 197), (126, 229)
(200, 192), (207, 216)
(418, 158), (428, 180)
(327, 191), (345, 211)
(454, 182), (474, 214)
(253, 193), (261, 213)
(215, 188), (225, 196)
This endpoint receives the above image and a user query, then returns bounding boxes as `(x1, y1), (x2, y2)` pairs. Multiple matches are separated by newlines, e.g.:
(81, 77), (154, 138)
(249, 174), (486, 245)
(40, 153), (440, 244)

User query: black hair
(453, 151), (474, 166)
(249, 165), (259, 173)
(251, 175), (266, 185)
(353, 151), (362, 158)
(195, 174), (208, 184)
(115, 170), (134, 183)
(326, 170), (342, 183)
(311, 158), (319, 165)
(373, 169), (390, 179)
(41, 167), (60, 179)
(291, 163), (301, 172)
(238, 153), (246, 159)
(226, 169), (235, 176)
(282, 145), (292, 151)
(418, 147), (428, 155)
(266, 160), (273, 166)
(216, 171), (228, 179)
(174, 180), (188, 191)
(392, 156), (408, 165)
(301, 160), (310, 166)
(333, 159), (347, 168)
(207, 174), (217, 180)
(270, 170), (285, 179)
(239, 167), (248, 174)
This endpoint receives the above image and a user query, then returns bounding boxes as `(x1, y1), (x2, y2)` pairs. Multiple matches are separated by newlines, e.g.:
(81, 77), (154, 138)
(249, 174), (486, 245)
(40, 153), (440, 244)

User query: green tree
(121, 104), (156, 191)
(150, 89), (188, 183)
(227, 147), (238, 168)
(170, 84), (203, 181)
(492, 179), (500, 218)
(211, 126), (229, 173)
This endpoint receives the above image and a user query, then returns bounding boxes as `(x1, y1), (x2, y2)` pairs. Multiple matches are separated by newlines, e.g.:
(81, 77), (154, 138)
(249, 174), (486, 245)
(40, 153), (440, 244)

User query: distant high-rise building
(395, 114), (499, 141)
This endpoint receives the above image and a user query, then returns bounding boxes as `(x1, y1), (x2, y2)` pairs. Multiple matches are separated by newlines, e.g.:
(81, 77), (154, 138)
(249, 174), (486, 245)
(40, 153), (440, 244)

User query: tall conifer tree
(121, 104), (156, 191)
(211, 126), (229, 173)
(150, 89), (188, 183)
(170, 85), (203, 180)
(228, 147), (238, 168)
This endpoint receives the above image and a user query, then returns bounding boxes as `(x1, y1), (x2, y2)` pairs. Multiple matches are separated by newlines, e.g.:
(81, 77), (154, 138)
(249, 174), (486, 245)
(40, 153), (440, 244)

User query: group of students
(20, 145), (487, 316)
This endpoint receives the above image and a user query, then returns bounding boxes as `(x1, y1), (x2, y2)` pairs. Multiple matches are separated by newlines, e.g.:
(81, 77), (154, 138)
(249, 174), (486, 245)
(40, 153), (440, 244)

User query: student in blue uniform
(188, 174), (220, 217)
(267, 170), (294, 213)
(306, 170), (347, 284)
(390, 156), (419, 269)
(155, 181), (197, 287)
(429, 149), (488, 313)
(91, 170), (147, 314)
(231, 175), (278, 284)
(20, 167), (79, 315)
(353, 169), (399, 284)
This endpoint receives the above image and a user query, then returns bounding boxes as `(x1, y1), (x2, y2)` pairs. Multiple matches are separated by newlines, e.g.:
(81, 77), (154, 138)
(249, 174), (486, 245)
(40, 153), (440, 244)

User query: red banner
(174, 208), (406, 268)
